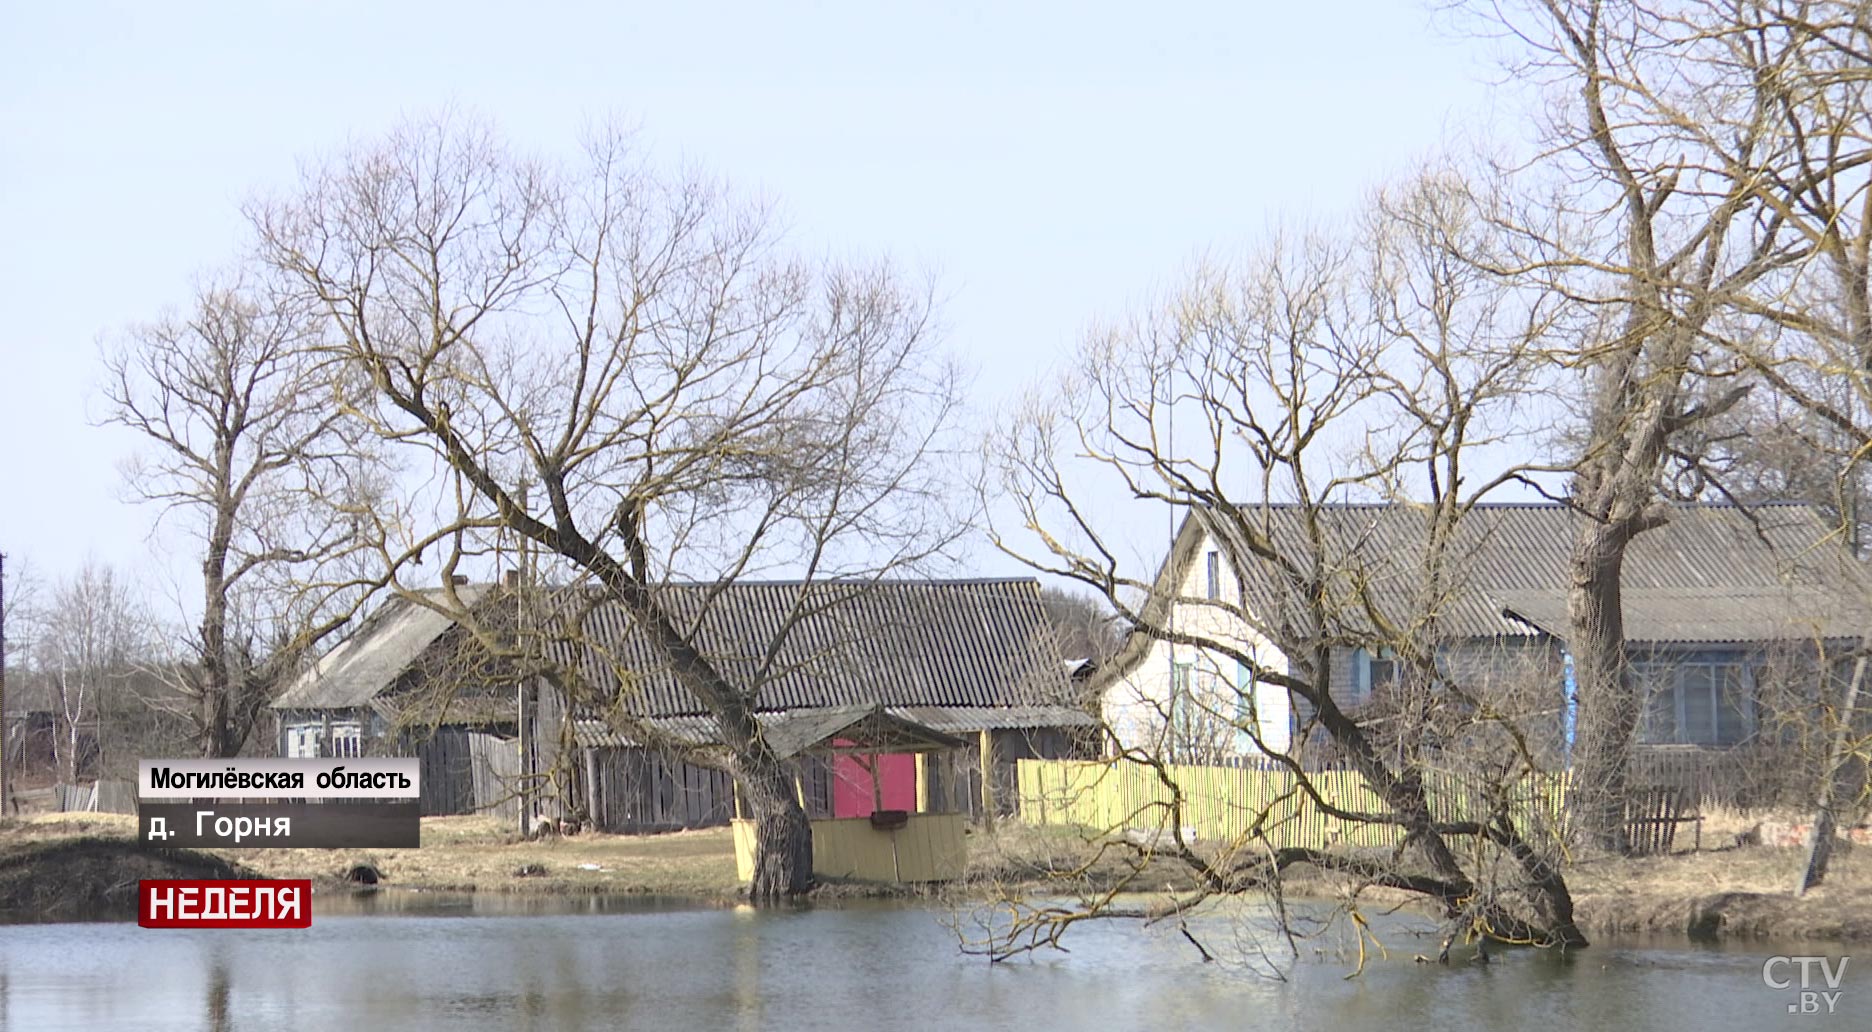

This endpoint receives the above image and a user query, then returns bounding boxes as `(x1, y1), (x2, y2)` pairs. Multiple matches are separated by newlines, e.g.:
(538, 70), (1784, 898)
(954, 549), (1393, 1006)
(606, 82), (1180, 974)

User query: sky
(0, 1), (1503, 605)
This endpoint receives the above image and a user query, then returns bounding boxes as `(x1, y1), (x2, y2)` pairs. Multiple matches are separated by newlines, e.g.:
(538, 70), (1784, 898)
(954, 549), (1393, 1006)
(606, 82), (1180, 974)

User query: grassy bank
(1567, 844), (1872, 941)
(0, 813), (742, 901)
(4, 812), (1869, 941)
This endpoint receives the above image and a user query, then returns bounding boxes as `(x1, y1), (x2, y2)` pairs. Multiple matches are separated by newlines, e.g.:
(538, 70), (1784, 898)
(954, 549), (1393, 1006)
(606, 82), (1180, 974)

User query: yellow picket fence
(1016, 758), (1569, 851)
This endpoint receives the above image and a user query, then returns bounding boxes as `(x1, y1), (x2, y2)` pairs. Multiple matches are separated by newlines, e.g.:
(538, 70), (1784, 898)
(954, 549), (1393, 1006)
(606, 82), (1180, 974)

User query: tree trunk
(1795, 651), (1867, 897)
(1566, 522), (1636, 854)
(197, 500), (236, 758)
(1303, 649), (1586, 947)
(739, 749), (814, 901)
(584, 551), (817, 902)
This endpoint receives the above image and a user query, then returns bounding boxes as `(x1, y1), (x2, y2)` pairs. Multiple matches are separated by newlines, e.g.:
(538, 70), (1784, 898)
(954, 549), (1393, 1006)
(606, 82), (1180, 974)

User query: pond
(0, 893), (1859, 1030)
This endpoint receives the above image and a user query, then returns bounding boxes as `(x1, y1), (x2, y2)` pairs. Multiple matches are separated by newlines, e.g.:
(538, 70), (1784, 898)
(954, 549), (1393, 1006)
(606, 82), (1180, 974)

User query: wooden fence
(582, 747), (735, 833)
(1016, 758), (1569, 852)
(55, 779), (136, 814)
(1623, 786), (1699, 855)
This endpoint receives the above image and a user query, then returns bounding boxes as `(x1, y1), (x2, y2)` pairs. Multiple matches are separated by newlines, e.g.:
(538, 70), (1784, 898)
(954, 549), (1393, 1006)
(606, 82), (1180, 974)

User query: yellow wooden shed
(731, 705), (969, 884)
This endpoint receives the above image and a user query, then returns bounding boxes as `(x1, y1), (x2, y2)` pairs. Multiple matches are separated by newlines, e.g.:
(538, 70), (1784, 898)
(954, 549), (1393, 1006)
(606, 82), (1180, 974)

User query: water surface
(0, 894), (1857, 1030)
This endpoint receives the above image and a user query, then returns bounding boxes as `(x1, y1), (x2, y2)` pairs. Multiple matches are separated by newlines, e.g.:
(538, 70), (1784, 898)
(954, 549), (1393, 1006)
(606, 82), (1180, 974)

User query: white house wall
(1102, 526), (1290, 759)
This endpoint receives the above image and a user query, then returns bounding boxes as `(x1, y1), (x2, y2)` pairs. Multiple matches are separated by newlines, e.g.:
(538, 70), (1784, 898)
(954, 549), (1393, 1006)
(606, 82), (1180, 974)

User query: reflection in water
(204, 961), (230, 1032)
(0, 896), (1861, 1031)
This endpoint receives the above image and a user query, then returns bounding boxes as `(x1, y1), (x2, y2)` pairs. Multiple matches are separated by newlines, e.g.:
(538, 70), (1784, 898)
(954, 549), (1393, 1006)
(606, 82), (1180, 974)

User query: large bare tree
(976, 173), (1588, 964)
(103, 276), (386, 757)
(1452, 0), (1821, 851)
(1671, 0), (1872, 890)
(248, 116), (967, 901)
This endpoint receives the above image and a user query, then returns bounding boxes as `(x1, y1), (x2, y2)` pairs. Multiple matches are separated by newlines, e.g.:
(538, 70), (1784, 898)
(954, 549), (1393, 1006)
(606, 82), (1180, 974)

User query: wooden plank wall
(466, 732), (522, 824)
(923, 728), (1082, 819)
(407, 728), (524, 821)
(413, 728), (476, 815)
(54, 780), (136, 814)
(583, 747), (734, 833)
(732, 813), (967, 883)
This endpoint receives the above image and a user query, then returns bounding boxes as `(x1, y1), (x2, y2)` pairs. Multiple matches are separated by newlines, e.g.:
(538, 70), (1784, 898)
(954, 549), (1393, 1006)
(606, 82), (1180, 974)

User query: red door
(830, 747), (917, 817)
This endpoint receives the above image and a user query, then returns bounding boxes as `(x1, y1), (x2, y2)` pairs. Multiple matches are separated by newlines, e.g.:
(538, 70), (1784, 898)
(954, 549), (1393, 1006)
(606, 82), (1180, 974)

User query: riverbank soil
(1567, 844), (1872, 941)
(3, 811), (1870, 940)
(0, 813), (741, 906)
(0, 815), (258, 919)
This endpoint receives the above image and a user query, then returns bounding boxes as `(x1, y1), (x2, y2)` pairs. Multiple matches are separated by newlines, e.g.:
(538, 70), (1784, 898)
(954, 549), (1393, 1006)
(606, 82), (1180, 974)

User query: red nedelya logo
(138, 880), (312, 929)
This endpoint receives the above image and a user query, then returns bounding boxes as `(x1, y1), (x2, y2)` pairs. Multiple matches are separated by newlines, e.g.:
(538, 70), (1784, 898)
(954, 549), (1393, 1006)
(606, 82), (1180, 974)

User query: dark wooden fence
(581, 747), (734, 833)
(408, 729), (524, 821)
(1631, 744), (1868, 811)
(1623, 786), (1698, 855)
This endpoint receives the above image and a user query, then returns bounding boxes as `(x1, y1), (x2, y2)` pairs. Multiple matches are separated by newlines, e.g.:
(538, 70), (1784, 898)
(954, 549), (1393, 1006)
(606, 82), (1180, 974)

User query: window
(285, 726), (320, 758)
(1636, 659), (1754, 745)
(287, 722), (364, 758)
(328, 724), (364, 758)
(1354, 647), (1398, 705)
(1205, 551), (1220, 600)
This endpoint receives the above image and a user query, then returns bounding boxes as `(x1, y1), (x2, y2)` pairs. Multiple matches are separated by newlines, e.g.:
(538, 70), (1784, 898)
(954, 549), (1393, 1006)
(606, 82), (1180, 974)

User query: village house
(271, 577), (1095, 828)
(1095, 502), (1870, 792)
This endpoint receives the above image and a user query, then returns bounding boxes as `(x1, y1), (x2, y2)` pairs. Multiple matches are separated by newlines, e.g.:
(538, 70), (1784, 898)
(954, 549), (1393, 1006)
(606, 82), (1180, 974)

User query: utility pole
(515, 481), (532, 838)
(1, 551), (11, 815)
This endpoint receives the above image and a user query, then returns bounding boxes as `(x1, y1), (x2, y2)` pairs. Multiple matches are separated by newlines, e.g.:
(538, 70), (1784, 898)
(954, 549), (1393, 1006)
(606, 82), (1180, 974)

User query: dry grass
(9, 810), (1872, 940)
(237, 816), (741, 896)
(0, 813), (741, 898)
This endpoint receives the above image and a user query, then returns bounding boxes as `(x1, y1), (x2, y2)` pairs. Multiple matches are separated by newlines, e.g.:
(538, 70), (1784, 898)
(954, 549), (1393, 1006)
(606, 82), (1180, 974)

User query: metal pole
(1, 551), (9, 815)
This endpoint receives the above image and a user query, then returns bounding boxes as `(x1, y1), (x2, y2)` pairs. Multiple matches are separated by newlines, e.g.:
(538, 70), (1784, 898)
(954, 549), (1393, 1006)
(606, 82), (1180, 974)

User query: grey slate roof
(1496, 586), (1865, 644)
(1195, 502), (1867, 644)
(274, 579), (1085, 730)
(548, 578), (1076, 717)
(273, 587), (487, 710)
(571, 703), (1095, 749)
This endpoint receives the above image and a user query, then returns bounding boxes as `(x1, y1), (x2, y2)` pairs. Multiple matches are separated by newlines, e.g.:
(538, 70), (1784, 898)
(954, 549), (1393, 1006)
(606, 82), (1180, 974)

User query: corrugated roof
(572, 705), (977, 756)
(1497, 586), (1869, 644)
(1115, 504), (1867, 670)
(273, 587), (487, 709)
(546, 578), (1075, 717)
(884, 705), (1098, 733)
(573, 715), (719, 749)
(277, 579), (1085, 735)
(571, 704), (1094, 749)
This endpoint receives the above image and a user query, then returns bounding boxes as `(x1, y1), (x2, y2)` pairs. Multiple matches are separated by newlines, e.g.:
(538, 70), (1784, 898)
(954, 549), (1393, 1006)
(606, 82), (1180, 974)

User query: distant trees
(248, 116), (969, 901)
(1036, 587), (1123, 664)
(33, 563), (146, 783)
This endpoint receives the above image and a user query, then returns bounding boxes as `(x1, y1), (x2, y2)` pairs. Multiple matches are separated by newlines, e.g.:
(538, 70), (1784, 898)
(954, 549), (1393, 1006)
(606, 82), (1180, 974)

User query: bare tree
(1696, 0), (1872, 893)
(1037, 586), (1123, 670)
(248, 115), (968, 901)
(103, 275), (388, 758)
(976, 173), (1586, 966)
(34, 563), (147, 783)
(1446, 0), (1827, 852)
(0, 553), (38, 810)
(1464, 0), (1872, 874)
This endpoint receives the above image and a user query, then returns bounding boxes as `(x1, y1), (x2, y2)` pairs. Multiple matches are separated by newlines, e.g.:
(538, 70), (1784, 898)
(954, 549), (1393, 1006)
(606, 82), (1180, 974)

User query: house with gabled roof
(1094, 502), (1869, 784)
(272, 577), (1095, 829)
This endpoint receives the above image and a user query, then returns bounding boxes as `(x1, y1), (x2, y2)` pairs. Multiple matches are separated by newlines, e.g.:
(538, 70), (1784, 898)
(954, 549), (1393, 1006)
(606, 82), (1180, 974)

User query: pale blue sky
(0, 1), (1500, 598)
